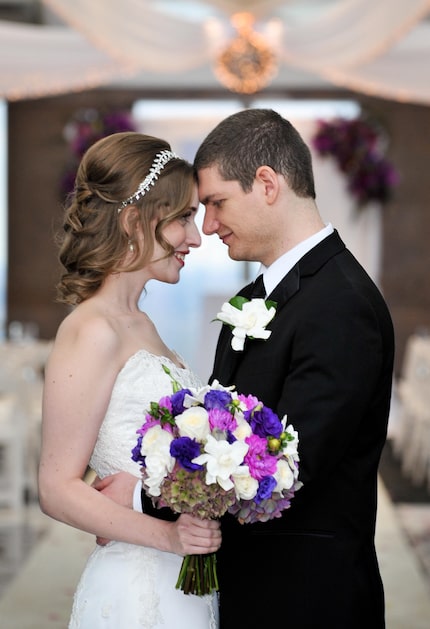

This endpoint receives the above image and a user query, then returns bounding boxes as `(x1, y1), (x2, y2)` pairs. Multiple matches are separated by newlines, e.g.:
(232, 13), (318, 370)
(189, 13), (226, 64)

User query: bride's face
(148, 185), (201, 284)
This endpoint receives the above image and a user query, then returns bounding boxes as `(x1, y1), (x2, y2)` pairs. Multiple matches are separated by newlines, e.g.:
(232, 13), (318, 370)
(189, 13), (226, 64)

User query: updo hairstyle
(56, 132), (196, 305)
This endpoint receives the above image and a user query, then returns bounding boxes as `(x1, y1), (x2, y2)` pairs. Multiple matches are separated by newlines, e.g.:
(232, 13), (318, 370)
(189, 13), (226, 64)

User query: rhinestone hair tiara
(118, 149), (179, 212)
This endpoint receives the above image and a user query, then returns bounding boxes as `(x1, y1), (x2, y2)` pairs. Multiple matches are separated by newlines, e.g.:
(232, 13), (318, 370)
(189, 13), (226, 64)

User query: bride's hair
(56, 132), (195, 305)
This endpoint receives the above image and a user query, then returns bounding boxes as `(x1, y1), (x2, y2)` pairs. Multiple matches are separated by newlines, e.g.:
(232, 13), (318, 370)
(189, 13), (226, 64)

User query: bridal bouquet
(131, 367), (302, 596)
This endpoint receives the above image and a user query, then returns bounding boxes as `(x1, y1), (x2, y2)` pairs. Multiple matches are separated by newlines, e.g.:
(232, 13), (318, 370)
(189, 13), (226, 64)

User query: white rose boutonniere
(215, 296), (277, 351)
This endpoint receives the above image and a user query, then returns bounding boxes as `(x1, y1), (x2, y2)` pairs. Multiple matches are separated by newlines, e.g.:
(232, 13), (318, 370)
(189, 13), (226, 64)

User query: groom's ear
(254, 165), (280, 205)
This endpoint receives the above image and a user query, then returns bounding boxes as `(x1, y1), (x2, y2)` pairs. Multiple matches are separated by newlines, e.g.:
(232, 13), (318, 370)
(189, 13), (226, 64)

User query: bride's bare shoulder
(54, 301), (120, 358)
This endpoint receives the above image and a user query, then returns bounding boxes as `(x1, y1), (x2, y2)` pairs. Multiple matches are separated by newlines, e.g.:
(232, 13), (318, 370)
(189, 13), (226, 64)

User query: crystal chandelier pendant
(213, 12), (278, 95)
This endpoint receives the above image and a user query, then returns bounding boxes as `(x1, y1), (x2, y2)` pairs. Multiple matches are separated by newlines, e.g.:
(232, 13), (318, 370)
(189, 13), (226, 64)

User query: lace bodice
(90, 349), (203, 479)
(71, 350), (218, 628)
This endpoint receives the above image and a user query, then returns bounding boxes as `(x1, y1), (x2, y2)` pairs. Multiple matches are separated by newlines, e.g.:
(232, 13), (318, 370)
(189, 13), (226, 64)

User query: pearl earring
(128, 239), (134, 253)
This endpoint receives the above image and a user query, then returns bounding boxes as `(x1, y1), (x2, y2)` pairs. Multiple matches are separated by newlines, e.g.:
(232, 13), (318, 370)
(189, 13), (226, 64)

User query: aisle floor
(0, 477), (429, 629)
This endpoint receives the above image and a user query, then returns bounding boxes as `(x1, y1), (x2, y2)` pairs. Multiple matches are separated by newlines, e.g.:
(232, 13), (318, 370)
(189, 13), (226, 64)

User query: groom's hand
(92, 472), (137, 545)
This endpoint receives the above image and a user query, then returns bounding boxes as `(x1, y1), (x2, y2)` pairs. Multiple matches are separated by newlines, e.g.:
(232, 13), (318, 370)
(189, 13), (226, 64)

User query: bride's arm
(38, 315), (220, 556)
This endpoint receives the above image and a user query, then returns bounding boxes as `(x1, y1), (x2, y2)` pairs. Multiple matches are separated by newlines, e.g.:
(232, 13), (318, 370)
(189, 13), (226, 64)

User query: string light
(213, 12), (278, 95)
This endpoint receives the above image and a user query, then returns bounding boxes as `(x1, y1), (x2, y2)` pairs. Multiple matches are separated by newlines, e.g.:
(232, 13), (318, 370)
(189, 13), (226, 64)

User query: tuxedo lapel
(212, 322), (244, 385)
(269, 230), (346, 310)
(268, 264), (300, 309)
(212, 231), (346, 385)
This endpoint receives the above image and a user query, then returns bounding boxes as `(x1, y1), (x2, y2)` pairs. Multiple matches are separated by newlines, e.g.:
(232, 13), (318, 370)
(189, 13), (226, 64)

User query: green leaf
(229, 295), (249, 310)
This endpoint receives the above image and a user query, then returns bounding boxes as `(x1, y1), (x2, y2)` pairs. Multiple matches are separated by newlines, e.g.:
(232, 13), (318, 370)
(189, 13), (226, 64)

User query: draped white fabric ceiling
(1, 0), (430, 103)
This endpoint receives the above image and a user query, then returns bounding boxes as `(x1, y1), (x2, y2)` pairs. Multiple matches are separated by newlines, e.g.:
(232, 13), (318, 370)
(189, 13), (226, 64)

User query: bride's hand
(171, 513), (221, 557)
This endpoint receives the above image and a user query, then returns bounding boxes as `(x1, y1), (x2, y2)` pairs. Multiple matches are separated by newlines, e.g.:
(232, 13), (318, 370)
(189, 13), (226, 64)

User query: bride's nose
(186, 220), (201, 248)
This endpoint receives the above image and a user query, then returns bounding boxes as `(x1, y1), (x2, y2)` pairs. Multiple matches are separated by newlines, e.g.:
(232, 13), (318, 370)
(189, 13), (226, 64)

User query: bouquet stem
(176, 552), (218, 596)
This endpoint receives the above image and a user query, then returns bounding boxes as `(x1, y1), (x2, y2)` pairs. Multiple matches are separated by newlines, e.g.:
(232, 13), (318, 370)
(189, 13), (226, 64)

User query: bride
(38, 132), (220, 628)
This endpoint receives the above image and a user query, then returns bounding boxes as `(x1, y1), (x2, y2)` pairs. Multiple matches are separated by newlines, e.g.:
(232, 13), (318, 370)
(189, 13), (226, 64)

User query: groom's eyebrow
(200, 193), (219, 205)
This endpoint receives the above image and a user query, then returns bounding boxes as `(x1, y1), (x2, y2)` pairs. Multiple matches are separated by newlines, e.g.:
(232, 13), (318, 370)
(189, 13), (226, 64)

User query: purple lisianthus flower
(131, 435), (145, 465)
(204, 389), (232, 410)
(254, 476), (277, 504)
(208, 408), (237, 432)
(170, 436), (203, 471)
(246, 405), (282, 438)
(170, 389), (192, 415)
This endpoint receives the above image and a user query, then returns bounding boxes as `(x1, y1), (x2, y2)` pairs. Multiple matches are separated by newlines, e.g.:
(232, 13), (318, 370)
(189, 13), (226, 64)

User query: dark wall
(6, 89), (430, 375)
(7, 90), (138, 338)
(364, 99), (430, 372)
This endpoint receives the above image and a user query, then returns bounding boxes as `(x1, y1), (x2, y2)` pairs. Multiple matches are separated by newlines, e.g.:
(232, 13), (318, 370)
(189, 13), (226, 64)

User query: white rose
(140, 425), (174, 496)
(175, 406), (210, 441)
(232, 416), (253, 441)
(232, 467), (259, 500)
(274, 458), (295, 492)
(141, 424), (173, 457)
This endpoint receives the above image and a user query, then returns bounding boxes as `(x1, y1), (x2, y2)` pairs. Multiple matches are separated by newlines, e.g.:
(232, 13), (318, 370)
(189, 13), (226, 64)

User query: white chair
(0, 394), (25, 511)
(0, 340), (53, 504)
(393, 335), (430, 489)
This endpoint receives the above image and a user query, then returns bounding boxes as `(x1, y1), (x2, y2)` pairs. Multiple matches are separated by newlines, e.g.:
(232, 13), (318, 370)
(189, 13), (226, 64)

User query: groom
(194, 108), (394, 629)
(97, 109), (394, 629)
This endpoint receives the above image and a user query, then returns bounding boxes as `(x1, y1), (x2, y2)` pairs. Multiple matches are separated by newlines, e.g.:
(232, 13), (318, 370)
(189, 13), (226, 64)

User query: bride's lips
(174, 251), (186, 266)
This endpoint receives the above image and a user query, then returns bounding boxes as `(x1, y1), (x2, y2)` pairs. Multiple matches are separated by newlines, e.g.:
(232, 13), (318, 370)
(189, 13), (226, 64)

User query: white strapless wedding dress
(68, 350), (219, 629)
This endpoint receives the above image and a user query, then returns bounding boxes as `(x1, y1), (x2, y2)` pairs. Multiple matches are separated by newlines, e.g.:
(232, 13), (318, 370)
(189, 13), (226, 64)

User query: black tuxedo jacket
(211, 231), (394, 629)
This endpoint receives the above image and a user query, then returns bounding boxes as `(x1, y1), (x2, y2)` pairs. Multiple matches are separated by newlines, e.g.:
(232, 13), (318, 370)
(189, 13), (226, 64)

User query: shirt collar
(256, 223), (334, 296)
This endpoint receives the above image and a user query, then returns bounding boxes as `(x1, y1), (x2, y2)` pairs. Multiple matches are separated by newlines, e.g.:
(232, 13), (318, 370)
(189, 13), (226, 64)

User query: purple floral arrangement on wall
(311, 116), (399, 206)
(61, 107), (136, 197)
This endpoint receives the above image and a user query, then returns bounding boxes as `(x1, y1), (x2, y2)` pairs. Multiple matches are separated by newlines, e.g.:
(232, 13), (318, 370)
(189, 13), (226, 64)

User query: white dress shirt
(257, 223), (334, 296)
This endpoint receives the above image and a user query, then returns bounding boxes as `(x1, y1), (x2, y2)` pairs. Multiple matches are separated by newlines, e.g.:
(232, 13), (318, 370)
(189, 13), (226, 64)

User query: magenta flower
(244, 433), (278, 480)
(238, 393), (260, 410)
(208, 407), (237, 432)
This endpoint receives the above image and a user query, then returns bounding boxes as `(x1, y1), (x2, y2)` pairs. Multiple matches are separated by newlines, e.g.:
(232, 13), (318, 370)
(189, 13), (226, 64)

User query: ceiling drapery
(1, 0), (430, 103)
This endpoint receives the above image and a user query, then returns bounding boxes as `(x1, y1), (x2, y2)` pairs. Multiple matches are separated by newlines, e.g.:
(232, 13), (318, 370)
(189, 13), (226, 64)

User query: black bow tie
(251, 274), (266, 299)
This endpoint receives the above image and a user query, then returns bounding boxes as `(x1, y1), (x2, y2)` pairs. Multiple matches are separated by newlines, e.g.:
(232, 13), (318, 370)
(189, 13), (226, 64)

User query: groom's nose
(202, 208), (219, 235)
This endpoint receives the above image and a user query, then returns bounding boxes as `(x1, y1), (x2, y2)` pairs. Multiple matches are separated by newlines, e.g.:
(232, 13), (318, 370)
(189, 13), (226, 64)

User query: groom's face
(197, 165), (274, 264)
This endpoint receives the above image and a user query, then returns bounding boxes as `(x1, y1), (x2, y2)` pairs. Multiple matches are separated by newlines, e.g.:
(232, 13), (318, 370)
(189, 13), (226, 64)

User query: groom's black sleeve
(141, 491), (179, 522)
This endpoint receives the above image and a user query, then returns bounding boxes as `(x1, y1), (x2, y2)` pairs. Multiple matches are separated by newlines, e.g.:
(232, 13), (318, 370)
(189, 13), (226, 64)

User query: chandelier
(213, 12), (278, 95)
